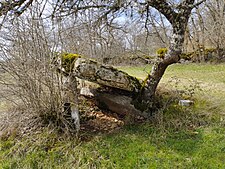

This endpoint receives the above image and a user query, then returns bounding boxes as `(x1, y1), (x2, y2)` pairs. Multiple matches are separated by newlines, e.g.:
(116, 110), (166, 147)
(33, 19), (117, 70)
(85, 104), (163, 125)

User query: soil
(0, 97), (125, 139)
(79, 96), (124, 134)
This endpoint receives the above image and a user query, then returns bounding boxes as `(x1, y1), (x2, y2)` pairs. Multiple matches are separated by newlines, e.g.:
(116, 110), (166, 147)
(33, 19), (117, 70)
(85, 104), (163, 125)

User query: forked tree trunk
(135, 27), (187, 113)
(134, 0), (196, 113)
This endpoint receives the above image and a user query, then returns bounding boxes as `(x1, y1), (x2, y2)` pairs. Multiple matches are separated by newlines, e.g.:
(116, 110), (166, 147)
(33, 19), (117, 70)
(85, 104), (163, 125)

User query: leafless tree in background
(186, 0), (225, 61)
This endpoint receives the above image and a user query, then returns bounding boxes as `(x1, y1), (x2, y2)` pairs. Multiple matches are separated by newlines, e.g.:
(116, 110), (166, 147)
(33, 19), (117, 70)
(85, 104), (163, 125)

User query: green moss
(203, 48), (217, 57)
(156, 48), (168, 59)
(61, 53), (83, 72)
(180, 52), (193, 60)
(141, 74), (150, 88)
(179, 48), (219, 61)
(154, 47), (223, 62)
(204, 48), (216, 53)
(131, 74), (154, 112)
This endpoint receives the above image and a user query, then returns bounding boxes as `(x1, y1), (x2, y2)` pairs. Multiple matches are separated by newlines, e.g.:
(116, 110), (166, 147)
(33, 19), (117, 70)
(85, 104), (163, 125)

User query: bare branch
(54, 4), (110, 17)
(0, 0), (33, 16)
(146, 0), (177, 25)
(193, 0), (207, 8)
(15, 0), (33, 16)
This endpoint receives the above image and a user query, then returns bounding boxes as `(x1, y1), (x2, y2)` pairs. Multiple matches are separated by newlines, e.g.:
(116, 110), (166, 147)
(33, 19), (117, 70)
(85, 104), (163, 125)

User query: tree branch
(0, 0), (33, 16)
(15, 0), (33, 16)
(193, 0), (207, 8)
(146, 0), (177, 25)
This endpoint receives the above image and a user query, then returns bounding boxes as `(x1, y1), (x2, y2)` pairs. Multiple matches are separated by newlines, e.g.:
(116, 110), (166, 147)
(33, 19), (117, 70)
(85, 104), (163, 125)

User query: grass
(1, 63), (225, 168)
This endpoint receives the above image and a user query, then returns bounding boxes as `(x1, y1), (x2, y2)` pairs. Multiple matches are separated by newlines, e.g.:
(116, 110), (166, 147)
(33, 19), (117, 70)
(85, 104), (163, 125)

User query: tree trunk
(134, 27), (186, 113)
(134, 0), (196, 113)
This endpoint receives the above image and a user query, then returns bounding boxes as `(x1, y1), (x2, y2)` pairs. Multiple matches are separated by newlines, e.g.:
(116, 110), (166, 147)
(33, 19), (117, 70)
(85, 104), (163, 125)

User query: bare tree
(186, 0), (225, 61)
(204, 0), (225, 57)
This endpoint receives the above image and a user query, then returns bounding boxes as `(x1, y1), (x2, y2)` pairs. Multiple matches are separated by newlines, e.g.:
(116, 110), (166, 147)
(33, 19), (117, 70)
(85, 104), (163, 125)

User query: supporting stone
(63, 75), (80, 133)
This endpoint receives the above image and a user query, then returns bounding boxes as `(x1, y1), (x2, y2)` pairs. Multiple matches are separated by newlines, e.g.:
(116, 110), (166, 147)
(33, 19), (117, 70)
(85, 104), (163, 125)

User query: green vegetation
(155, 47), (222, 62)
(156, 48), (168, 59)
(1, 63), (225, 168)
(61, 53), (82, 72)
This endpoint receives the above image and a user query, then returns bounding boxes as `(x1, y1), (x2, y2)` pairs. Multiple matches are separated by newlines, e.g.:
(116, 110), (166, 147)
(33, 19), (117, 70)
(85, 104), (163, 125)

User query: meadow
(0, 63), (225, 169)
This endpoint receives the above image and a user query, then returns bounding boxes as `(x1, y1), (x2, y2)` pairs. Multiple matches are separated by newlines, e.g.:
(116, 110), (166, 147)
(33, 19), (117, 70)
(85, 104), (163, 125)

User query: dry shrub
(0, 17), (78, 134)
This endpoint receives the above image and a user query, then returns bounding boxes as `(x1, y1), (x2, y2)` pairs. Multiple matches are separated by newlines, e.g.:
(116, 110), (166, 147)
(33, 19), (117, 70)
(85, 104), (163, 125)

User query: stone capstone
(74, 58), (141, 92)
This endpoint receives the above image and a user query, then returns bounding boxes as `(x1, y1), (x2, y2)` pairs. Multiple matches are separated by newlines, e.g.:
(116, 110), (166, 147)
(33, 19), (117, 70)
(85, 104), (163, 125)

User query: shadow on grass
(105, 121), (204, 155)
(79, 119), (205, 169)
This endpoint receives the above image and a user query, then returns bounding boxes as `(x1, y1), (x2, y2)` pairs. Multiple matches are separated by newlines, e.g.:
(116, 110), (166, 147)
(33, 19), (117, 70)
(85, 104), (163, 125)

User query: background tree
(184, 0), (225, 61)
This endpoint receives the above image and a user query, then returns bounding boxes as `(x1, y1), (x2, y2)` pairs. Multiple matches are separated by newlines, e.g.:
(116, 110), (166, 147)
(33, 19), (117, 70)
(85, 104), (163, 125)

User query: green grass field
(1, 63), (225, 169)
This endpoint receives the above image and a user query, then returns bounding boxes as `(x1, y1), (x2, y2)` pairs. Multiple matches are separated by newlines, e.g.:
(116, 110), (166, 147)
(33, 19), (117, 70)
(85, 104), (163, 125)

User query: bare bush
(0, 15), (79, 134)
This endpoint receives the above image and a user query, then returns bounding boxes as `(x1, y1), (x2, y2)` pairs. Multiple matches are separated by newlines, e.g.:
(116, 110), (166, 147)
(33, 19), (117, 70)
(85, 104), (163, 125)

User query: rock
(52, 57), (150, 119)
(179, 59), (186, 63)
(179, 100), (194, 106)
(74, 58), (141, 92)
(80, 87), (94, 97)
(95, 92), (149, 119)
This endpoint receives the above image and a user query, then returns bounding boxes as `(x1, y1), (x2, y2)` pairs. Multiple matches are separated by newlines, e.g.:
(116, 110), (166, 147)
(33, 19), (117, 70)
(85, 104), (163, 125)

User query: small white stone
(80, 87), (94, 97)
(71, 108), (80, 132)
(179, 100), (194, 106)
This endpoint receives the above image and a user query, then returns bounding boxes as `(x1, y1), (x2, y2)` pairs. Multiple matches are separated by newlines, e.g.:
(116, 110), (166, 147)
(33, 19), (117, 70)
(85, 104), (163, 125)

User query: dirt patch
(81, 111), (124, 133)
(0, 97), (125, 140)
